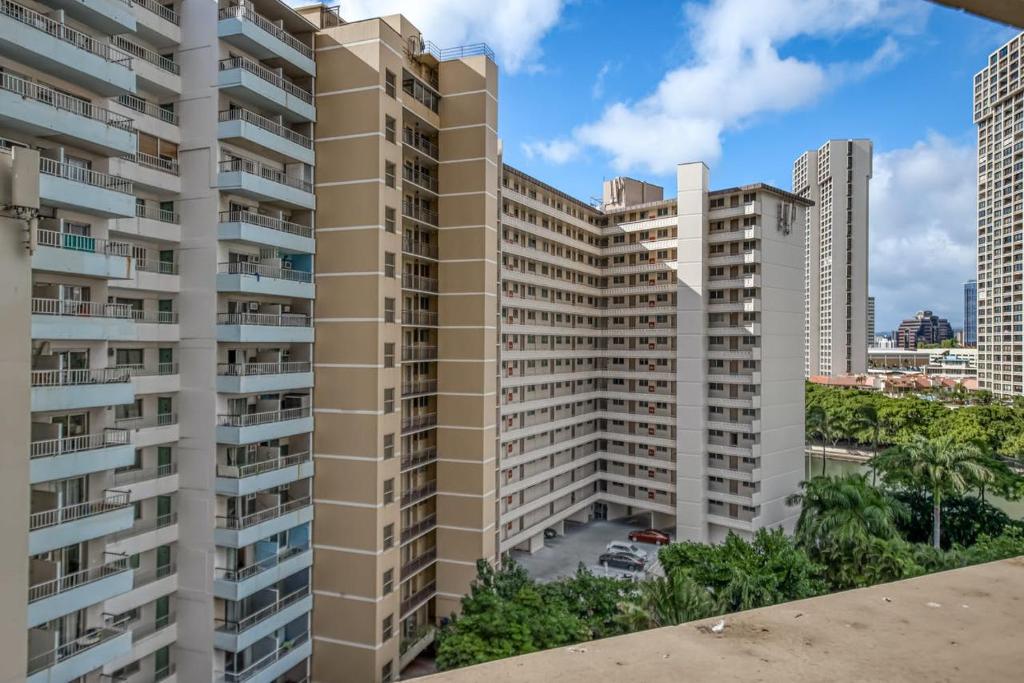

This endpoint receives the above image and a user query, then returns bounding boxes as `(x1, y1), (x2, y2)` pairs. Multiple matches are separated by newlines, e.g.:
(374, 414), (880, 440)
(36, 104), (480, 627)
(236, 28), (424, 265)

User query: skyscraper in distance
(964, 279), (977, 346)
(868, 295), (876, 348)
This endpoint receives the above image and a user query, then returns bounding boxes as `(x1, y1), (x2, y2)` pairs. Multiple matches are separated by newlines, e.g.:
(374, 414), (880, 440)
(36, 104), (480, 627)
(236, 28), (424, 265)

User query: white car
(606, 540), (648, 561)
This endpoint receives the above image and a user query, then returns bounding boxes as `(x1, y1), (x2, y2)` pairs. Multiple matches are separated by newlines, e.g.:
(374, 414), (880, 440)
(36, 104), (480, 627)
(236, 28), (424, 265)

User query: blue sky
(336, 0), (1018, 332)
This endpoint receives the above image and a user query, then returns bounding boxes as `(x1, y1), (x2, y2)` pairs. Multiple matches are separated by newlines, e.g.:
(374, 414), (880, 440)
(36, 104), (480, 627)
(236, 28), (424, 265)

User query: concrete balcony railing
(28, 557), (130, 603)
(401, 413), (437, 434)
(402, 272), (439, 292)
(401, 480), (437, 507)
(29, 490), (131, 531)
(216, 496), (312, 530)
(216, 584), (310, 635)
(403, 128), (439, 159)
(400, 547), (437, 577)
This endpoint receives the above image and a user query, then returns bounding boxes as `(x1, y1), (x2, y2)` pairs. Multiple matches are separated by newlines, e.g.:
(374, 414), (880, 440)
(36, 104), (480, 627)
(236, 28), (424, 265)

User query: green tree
(806, 404), (832, 477)
(615, 570), (716, 630)
(892, 490), (1022, 549)
(852, 403), (883, 485)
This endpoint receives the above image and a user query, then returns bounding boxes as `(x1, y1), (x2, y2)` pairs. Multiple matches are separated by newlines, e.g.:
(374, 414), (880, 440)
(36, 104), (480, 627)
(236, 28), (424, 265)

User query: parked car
(543, 528), (557, 539)
(606, 540), (648, 561)
(629, 528), (671, 545)
(598, 552), (645, 572)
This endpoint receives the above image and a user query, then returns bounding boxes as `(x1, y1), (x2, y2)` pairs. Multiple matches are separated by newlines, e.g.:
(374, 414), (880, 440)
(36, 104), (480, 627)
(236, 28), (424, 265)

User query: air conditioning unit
(247, 301), (259, 312)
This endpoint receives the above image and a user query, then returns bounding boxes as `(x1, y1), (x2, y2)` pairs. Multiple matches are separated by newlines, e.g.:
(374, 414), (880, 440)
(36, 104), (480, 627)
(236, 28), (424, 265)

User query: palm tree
(880, 435), (995, 548)
(806, 405), (832, 477)
(852, 404), (883, 485)
(616, 570), (715, 630)
(786, 473), (906, 552)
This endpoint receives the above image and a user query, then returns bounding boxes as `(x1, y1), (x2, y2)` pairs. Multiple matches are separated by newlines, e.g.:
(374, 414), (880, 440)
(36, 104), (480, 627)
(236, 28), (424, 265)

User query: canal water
(805, 454), (1024, 520)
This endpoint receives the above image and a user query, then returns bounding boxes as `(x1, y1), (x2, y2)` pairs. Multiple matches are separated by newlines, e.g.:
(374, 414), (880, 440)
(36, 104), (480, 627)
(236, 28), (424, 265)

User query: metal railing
(217, 311), (311, 327)
(217, 496), (311, 530)
(223, 632), (309, 683)
(219, 157), (312, 192)
(402, 200), (438, 226)
(31, 428), (130, 460)
(218, 260), (313, 283)
(218, 5), (313, 59)
(111, 35), (179, 74)
(401, 345), (438, 362)
(401, 480), (437, 507)
(402, 77), (439, 113)
(40, 157), (133, 194)
(400, 548), (436, 577)
(417, 39), (495, 62)
(217, 451), (310, 479)
(215, 543), (309, 582)
(402, 166), (438, 192)
(135, 258), (179, 275)
(401, 273), (438, 292)
(123, 150), (179, 175)
(37, 229), (131, 256)
(400, 580), (437, 615)
(401, 413), (437, 433)
(1, 0), (133, 66)
(31, 366), (131, 387)
(403, 129), (438, 159)
(32, 297), (133, 319)
(401, 514), (436, 543)
(112, 462), (176, 486)
(136, 201), (180, 223)
(218, 56), (312, 104)
(218, 108), (312, 148)
(402, 237), (438, 259)
(217, 405), (311, 427)
(216, 584), (310, 634)
(27, 617), (131, 676)
(114, 412), (178, 429)
(401, 446), (437, 471)
(117, 94), (178, 125)
(29, 490), (130, 530)
(135, 0), (179, 24)
(402, 379), (437, 395)
(130, 308), (178, 324)
(218, 361), (311, 376)
(29, 557), (130, 603)
(402, 309), (438, 326)
(219, 210), (313, 238)
(1, 72), (134, 130)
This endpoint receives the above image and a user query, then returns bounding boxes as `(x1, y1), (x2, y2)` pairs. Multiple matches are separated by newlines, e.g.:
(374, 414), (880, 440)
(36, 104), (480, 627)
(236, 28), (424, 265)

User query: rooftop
(425, 557), (1024, 682)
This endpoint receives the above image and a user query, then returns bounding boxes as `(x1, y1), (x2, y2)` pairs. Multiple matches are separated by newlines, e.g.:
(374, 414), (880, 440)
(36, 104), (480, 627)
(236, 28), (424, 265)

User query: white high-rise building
(793, 139), (872, 377)
(868, 295), (876, 349)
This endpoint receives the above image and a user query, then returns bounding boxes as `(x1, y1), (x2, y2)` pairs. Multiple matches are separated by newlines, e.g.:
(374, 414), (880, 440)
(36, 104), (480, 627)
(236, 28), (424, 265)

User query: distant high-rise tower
(867, 296), (876, 349)
(964, 279), (977, 346)
(793, 139), (872, 377)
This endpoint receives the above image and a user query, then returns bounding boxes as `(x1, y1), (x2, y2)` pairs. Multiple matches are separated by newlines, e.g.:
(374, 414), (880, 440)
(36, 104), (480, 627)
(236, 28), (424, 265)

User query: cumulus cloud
(521, 139), (581, 164)
(591, 61), (619, 99)
(869, 134), (976, 332)
(531, 0), (926, 172)
(328, 0), (566, 74)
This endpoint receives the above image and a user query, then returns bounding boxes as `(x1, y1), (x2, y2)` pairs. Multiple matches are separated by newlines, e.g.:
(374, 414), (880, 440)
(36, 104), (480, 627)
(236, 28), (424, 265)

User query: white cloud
(869, 133), (976, 332)
(329, 0), (566, 74)
(533, 0), (926, 172)
(521, 139), (581, 164)
(591, 61), (618, 99)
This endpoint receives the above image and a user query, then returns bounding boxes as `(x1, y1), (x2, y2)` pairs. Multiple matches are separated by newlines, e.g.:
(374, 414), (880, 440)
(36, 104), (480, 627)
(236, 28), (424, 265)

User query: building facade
(895, 310), (954, 349)
(793, 139), (872, 377)
(867, 295), (876, 349)
(0, 0), (317, 680)
(964, 279), (977, 346)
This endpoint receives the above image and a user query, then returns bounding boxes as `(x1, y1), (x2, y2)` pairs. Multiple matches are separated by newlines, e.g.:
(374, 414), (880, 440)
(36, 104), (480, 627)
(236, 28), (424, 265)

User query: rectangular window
(384, 297), (396, 323)
(383, 478), (394, 504)
(384, 252), (396, 278)
(382, 660), (394, 683)
(385, 161), (396, 188)
(385, 115), (396, 143)
(384, 388), (395, 413)
(385, 70), (396, 98)
(383, 523), (394, 549)
(382, 614), (393, 641)
(383, 569), (394, 595)
(385, 206), (396, 233)
(384, 342), (395, 368)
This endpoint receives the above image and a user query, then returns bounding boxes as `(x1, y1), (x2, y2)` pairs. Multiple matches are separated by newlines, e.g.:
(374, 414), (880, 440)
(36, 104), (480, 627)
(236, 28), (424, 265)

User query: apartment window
(384, 342), (395, 368)
(385, 70), (396, 98)
(383, 433), (395, 460)
(385, 115), (396, 143)
(382, 660), (394, 683)
(385, 206), (396, 233)
(383, 568), (394, 595)
(384, 388), (395, 413)
(385, 161), (396, 188)
(384, 478), (394, 504)
(384, 297), (396, 323)
(384, 252), (396, 277)
(382, 614), (393, 641)
(383, 523), (394, 549)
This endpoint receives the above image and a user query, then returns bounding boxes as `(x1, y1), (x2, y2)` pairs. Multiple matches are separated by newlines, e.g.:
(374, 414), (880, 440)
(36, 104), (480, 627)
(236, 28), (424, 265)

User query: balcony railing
(112, 462), (177, 486)
(31, 366), (132, 387)
(27, 616), (131, 677)
(136, 201), (180, 224)
(217, 311), (311, 327)
(400, 548), (436, 577)
(218, 260), (313, 283)
(216, 496), (311, 530)
(402, 237), (438, 259)
(402, 379), (437, 395)
(402, 129), (438, 159)
(217, 406), (311, 427)
(401, 480), (437, 507)
(108, 511), (176, 542)
(32, 297), (132, 320)
(402, 167), (438, 193)
(117, 94), (178, 125)
(401, 514), (436, 543)
(402, 273), (438, 292)
(401, 446), (437, 471)
(400, 580), (437, 616)
(1, 72), (134, 130)
(219, 157), (313, 192)
(218, 56), (313, 104)
(219, 108), (313, 148)
(123, 151), (179, 175)
(40, 157), (133, 194)
(37, 228), (131, 256)
(29, 557), (130, 603)
(223, 632), (309, 683)
(219, 209), (313, 238)
(29, 490), (131, 531)
(417, 40), (495, 62)
(402, 345), (438, 361)
(402, 309), (438, 326)
(218, 5), (313, 59)
(111, 36), (179, 74)
(218, 361), (311, 377)
(135, 0), (179, 24)
(401, 413), (437, 433)
(216, 584), (310, 634)
(1, 0), (132, 67)
(114, 413), (178, 430)
(215, 543), (309, 583)
(30, 428), (130, 460)
(129, 308), (179, 324)
(135, 258), (179, 275)
(132, 561), (176, 590)
(402, 201), (438, 226)
(217, 450), (310, 478)
(402, 77), (439, 113)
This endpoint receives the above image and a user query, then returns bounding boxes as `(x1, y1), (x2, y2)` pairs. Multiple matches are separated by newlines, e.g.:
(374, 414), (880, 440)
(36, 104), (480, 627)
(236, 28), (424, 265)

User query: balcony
(112, 200), (181, 243)
(30, 428), (133, 484)
(403, 129), (439, 161)
(32, 228), (134, 280)
(403, 309), (439, 326)
(400, 547), (437, 577)
(215, 496), (313, 548)
(111, 35), (180, 95)
(401, 580), (437, 617)
(222, 632), (311, 683)
(26, 618), (132, 683)
(217, 311), (313, 343)
(708, 250), (760, 267)
(0, 72), (135, 155)
(0, 0), (135, 96)
(401, 446), (437, 472)
(401, 480), (437, 508)
(218, 107), (314, 165)
(218, 209), (314, 255)
(217, 361), (313, 394)
(111, 461), (178, 503)
(114, 412), (180, 449)
(216, 406), (313, 445)
(217, 261), (315, 299)
(401, 514), (437, 543)
(27, 558), (133, 628)
(218, 5), (315, 77)
(214, 585), (313, 652)
(403, 167), (438, 194)
(402, 200), (438, 226)
(132, 0), (180, 49)
(402, 413), (437, 435)
(39, 157), (135, 217)
(402, 344), (438, 362)
(31, 297), (137, 341)
(106, 511), (178, 556)
(214, 544), (313, 601)
(402, 273), (439, 293)
(31, 366), (134, 412)
(45, 0), (135, 34)
(402, 379), (437, 397)
(218, 56), (315, 123)
(403, 236), (439, 260)
(29, 491), (133, 554)
(217, 157), (315, 210)
(216, 451), (314, 496)
(113, 150), (181, 194)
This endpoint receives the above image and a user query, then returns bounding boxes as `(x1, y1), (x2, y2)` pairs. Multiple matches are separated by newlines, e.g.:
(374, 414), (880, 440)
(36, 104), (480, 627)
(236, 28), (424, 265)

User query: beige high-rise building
(793, 139), (872, 377)
(975, 33), (1024, 395)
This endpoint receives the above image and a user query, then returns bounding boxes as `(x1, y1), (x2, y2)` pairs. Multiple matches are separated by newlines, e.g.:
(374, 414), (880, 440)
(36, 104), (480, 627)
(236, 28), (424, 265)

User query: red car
(629, 528), (671, 545)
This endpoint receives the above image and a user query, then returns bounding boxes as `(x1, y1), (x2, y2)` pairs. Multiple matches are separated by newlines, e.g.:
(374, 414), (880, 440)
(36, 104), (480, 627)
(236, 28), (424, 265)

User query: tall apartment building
(793, 139), (872, 377)
(964, 279), (977, 346)
(300, 8), (498, 682)
(499, 164), (808, 551)
(0, 0), (317, 680)
(867, 295), (876, 348)
(975, 33), (1024, 394)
